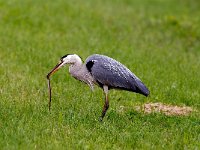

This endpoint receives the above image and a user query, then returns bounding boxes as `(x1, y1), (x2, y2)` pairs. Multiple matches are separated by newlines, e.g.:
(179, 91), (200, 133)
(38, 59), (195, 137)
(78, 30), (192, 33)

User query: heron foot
(99, 117), (103, 122)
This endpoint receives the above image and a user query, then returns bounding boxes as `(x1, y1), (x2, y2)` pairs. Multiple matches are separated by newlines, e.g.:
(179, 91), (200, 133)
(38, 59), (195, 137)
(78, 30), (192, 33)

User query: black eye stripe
(60, 54), (71, 60)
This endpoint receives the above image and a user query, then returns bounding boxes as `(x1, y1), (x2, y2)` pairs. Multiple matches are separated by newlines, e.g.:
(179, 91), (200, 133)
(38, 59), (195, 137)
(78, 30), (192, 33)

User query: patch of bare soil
(134, 102), (193, 116)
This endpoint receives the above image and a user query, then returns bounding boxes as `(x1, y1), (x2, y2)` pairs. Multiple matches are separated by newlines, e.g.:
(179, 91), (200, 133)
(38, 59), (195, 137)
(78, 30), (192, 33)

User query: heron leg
(99, 85), (109, 121)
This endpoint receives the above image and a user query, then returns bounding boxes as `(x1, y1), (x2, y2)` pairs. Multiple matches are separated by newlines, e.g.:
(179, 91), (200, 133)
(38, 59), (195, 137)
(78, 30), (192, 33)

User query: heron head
(47, 54), (82, 79)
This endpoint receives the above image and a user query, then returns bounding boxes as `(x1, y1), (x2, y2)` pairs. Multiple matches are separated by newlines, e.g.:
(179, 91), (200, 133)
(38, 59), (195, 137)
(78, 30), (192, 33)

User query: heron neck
(69, 61), (84, 76)
(69, 62), (94, 90)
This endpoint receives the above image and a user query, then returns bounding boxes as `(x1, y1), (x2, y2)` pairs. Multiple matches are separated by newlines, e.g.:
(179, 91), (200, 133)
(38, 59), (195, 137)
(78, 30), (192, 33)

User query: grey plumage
(85, 54), (149, 96)
(47, 54), (150, 121)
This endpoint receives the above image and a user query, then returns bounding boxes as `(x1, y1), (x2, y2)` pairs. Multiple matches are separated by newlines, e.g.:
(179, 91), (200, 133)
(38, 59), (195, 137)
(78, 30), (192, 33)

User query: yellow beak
(47, 61), (64, 79)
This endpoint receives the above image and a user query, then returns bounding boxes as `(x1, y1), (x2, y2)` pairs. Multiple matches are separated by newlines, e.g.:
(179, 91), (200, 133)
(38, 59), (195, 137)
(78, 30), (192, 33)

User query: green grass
(0, 0), (200, 149)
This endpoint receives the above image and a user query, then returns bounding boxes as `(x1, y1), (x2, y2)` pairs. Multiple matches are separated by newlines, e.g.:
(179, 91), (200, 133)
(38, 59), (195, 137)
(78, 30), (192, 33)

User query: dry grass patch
(134, 102), (194, 116)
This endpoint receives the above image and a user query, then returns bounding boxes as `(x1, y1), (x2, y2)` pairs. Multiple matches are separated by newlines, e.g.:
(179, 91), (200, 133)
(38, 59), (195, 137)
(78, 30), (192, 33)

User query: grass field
(0, 0), (200, 149)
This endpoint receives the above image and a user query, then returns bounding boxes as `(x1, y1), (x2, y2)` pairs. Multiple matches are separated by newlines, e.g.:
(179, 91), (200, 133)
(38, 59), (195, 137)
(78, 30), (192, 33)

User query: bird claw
(99, 117), (103, 122)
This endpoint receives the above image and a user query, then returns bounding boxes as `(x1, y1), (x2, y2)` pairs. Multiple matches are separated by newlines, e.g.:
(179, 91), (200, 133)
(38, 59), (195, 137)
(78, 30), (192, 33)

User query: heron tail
(134, 78), (150, 97)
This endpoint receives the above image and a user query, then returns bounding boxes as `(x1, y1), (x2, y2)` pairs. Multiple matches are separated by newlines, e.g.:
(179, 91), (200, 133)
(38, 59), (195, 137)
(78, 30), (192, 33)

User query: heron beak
(47, 61), (64, 79)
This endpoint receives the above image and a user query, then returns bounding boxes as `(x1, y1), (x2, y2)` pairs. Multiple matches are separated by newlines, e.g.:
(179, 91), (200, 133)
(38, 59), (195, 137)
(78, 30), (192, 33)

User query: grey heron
(47, 54), (150, 121)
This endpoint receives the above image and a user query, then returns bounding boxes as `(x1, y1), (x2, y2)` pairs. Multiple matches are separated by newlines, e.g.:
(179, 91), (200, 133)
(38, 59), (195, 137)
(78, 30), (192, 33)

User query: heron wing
(86, 54), (149, 96)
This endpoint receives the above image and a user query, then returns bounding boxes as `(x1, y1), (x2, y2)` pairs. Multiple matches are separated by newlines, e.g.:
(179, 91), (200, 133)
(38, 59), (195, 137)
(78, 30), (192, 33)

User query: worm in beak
(47, 61), (64, 111)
